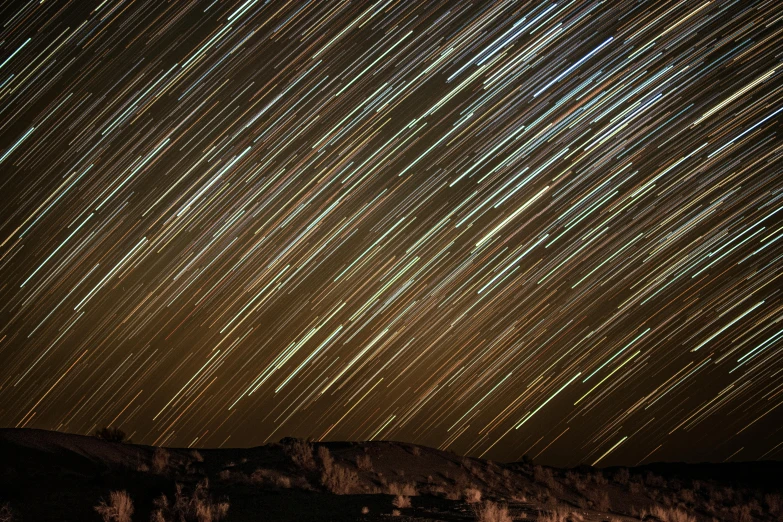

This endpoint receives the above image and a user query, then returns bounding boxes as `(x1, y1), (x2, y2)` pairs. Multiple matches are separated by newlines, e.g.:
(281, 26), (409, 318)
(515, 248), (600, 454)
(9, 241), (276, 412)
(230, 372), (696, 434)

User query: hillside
(0, 429), (781, 521)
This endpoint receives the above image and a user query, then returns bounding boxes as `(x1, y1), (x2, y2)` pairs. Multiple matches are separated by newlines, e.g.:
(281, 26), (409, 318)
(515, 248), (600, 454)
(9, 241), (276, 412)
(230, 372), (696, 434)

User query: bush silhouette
(94, 427), (128, 443)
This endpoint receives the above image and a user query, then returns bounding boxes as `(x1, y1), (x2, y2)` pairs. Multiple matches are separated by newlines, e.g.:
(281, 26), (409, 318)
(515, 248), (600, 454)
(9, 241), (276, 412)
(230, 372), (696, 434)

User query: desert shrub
(536, 510), (563, 522)
(249, 468), (267, 482)
(322, 464), (360, 494)
(445, 487), (462, 501)
(650, 506), (696, 522)
(250, 468), (266, 483)
(565, 471), (582, 489)
(679, 489), (695, 504)
(388, 482), (417, 496)
(151, 479), (228, 522)
(251, 467), (291, 488)
(591, 472), (608, 486)
(534, 466), (558, 490)
(152, 447), (170, 474)
(94, 490), (134, 522)
(766, 493), (782, 515)
(428, 484), (447, 497)
(318, 445), (333, 474)
(190, 450), (204, 463)
(392, 509), (401, 517)
(284, 438), (316, 470)
(356, 453), (373, 471)
(475, 500), (512, 522)
(464, 487), (482, 503)
(94, 427), (128, 443)
(588, 490), (611, 512)
(645, 472), (666, 488)
(731, 505), (752, 522)
(392, 495), (411, 508)
(614, 468), (630, 485)
(0, 503), (13, 522)
(195, 501), (229, 522)
(361, 506), (369, 514)
(454, 471), (471, 492)
(318, 445), (358, 493)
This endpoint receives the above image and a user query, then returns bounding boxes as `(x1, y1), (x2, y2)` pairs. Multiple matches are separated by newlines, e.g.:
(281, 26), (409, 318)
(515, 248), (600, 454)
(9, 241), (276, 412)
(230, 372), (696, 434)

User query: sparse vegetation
(586, 489), (610, 511)
(4, 429), (782, 522)
(537, 508), (567, 522)
(152, 447), (170, 474)
(475, 500), (512, 522)
(613, 467), (630, 485)
(190, 450), (204, 462)
(251, 467), (294, 489)
(464, 487), (483, 503)
(94, 427), (128, 443)
(150, 479), (229, 522)
(566, 471), (586, 492)
(276, 475), (292, 488)
(318, 445), (333, 473)
(392, 494), (412, 508)
(731, 504), (753, 522)
(283, 438), (316, 470)
(388, 482), (417, 496)
(650, 505), (696, 522)
(356, 453), (373, 471)
(645, 472), (666, 488)
(590, 472), (608, 486)
(94, 490), (134, 522)
(0, 503), (13, 522)
(766, 493), (782, 515)
(322, 464), (360, 494)
(534, 466), (559, 491)
(316, 446), (360, 494)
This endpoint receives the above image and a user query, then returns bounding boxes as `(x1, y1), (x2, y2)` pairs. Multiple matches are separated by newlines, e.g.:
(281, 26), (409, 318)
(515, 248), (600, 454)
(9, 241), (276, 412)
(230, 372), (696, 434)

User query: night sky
(0, 0), (782, 467)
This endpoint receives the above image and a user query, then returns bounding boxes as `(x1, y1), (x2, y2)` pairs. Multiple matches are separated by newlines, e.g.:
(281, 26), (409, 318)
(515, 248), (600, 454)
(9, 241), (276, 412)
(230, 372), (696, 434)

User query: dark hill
(1, 429), (781, 521)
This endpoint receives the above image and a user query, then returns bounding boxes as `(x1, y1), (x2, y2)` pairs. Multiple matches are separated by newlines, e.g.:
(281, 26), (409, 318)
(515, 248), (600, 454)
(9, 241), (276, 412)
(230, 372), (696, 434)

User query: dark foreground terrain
(1, 429), (781, 521)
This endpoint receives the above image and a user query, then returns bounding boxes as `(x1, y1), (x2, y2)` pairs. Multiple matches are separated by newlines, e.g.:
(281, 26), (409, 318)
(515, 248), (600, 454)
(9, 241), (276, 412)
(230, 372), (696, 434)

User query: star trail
(0, 0), (782, 467)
